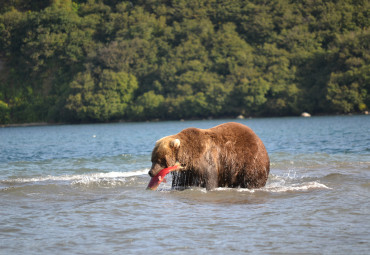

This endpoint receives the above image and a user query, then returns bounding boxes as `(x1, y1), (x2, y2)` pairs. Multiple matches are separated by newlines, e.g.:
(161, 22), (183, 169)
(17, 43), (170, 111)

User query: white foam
(2, 169), (149, 184)
(215, 187), (255, 193)
(263, 181), (331, 192)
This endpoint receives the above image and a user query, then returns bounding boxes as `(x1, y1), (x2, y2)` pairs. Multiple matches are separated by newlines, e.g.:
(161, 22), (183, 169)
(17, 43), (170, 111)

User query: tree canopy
(0, 0), (369, 124)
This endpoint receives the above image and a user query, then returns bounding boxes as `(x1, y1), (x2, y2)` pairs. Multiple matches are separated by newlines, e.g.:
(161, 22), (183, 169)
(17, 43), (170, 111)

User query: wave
(261, 172), (331, 192)
(262, 181), (330, 192)
(71, 169), (149, 186)
(1, 169), (149, 186)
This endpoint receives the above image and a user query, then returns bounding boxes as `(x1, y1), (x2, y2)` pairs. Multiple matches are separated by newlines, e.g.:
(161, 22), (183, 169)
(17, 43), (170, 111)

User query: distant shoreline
(0, 122), (68, 128)
(1, 112), (368, 128)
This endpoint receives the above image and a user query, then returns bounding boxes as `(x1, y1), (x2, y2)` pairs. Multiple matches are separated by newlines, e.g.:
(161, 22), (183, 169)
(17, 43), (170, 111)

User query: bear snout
(148, 169), (155, 177)
(149, 162), (164, 177)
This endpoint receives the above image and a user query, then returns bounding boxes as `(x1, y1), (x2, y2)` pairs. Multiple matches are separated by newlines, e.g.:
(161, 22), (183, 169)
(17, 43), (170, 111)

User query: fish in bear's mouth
(147, 165), (181, 190)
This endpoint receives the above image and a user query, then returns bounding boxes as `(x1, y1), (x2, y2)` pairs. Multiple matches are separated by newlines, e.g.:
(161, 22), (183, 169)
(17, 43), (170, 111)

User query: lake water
(1, 116), (369, 254)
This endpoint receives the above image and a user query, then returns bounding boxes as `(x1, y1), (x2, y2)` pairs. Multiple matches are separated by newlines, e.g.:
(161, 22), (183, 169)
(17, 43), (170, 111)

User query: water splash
(156, 172), (331, 193)
(262, 181), (330, 192)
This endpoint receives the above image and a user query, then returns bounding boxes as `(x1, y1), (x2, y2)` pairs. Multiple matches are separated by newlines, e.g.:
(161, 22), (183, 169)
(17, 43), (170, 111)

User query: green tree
(0, 100), (10, 124)
(65, 69), (138, 121)
(1, 0), (369, 123)
(259, 43), (300, 115)
(129, 90), (165, 120)
(325, 29), (369, 112)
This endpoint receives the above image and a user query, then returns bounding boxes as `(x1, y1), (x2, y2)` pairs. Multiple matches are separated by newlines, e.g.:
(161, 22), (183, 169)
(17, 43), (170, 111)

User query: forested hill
(0, 0), (369, 124)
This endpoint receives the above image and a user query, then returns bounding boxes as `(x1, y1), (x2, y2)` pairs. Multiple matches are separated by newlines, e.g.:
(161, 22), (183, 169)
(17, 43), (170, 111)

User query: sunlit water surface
(1, 116), (369, 254)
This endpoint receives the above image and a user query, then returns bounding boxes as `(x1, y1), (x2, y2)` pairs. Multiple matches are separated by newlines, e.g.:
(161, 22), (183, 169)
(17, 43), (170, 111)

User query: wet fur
(149, 122), (270, 190)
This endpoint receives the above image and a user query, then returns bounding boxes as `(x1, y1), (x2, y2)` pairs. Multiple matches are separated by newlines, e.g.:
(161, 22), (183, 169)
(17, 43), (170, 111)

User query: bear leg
(204, 165), (218, 191)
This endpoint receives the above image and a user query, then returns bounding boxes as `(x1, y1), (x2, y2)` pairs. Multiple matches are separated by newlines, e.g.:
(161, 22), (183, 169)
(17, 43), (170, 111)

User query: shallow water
(1, 116), (369, 254)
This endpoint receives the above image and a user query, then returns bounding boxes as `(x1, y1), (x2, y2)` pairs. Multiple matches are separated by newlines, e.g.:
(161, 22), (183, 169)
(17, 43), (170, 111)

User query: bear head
(148, 136), (181, 177)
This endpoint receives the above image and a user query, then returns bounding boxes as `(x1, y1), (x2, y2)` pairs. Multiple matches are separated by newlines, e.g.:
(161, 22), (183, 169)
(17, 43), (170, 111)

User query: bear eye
(159, 158), (166, 166)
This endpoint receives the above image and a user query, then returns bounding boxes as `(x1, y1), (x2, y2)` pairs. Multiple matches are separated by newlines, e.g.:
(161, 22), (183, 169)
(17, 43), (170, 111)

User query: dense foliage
(0, 0), (369, 123)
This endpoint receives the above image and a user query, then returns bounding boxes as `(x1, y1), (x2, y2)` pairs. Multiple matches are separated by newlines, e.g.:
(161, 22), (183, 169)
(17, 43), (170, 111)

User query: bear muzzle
(149, 162), (183, 177)
(149, 162), (164, 177)
(148, 169), (155, 177)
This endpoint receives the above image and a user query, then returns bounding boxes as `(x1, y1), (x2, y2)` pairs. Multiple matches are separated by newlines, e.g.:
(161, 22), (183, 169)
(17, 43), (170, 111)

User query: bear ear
(170, 138), (181, 149)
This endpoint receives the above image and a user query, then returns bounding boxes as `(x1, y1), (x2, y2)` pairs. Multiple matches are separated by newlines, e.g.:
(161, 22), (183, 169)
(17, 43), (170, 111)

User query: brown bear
(148, 122), (270, 190)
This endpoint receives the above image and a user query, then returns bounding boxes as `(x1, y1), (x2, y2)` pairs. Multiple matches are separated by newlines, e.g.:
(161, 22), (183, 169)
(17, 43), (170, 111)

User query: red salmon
(146, 165), (180, 190)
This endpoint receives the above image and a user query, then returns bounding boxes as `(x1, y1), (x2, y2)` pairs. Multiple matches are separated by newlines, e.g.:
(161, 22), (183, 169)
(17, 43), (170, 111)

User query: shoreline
(0, 122), (63, 128)
(1, 112), (368, 128)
